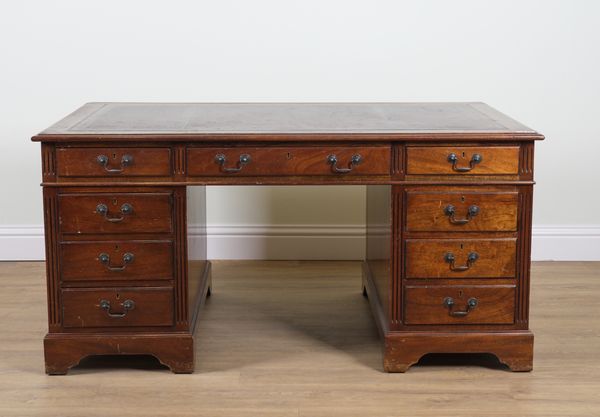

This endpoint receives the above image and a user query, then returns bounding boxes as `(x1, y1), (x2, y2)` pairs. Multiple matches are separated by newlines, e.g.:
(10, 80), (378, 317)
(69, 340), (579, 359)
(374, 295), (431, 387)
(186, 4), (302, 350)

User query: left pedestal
(42, 185), (209, 374)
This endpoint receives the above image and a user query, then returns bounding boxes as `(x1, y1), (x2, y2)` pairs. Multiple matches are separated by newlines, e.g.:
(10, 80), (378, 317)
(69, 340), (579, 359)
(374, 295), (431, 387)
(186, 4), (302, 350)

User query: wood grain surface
(58, 192), (173, 234)
(60, 240), (173, 282)
(405, 238), (516, 278)
(187, 146), (390, 176)
(403, 284), (515, 325)
(61, 286), (174, 328)
(406, 146), (520, 175)
(405, 190), (518, 232)
(56, 147), (172, 177)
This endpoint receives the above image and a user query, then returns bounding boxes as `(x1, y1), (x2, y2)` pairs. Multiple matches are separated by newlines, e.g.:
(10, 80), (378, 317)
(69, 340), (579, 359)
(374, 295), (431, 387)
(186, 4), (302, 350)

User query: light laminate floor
(0, 261), (599, 416)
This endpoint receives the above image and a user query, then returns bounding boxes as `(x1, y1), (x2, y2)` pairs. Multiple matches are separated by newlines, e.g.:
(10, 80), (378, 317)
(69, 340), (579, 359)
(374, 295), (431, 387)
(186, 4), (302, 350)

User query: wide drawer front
(405, 191), (518, 232)
(60, 240), (173, 282)
(404, 285), (515, 325)
(56, 147), (172, 177)
(405, 239), (516, 278)
(187, 146), (391, 176)
(58, 193), (173, 234)
(406, 146), (520, 175)
(62, 287), (174, 328)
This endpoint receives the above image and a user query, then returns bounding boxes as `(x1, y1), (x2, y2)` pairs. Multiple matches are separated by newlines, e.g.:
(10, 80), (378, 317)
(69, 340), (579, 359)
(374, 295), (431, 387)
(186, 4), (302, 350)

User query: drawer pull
(327, 154), (362, 173)
(99, 299), (135, 318)
(96, 154), (133, 173)
(95, 203), (133, 223)
(443, 297), (478, 317)
(98, 252), (135, 271)
(447, 153), (482, 172)
(444, 204), (480, 225)
(444, 251), (479, 271)
(215, 153), (251, 173)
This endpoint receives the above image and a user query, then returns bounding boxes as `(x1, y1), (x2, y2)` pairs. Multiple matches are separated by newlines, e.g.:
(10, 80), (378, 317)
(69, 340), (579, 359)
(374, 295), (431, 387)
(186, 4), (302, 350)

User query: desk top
(33, 102), (543, 142)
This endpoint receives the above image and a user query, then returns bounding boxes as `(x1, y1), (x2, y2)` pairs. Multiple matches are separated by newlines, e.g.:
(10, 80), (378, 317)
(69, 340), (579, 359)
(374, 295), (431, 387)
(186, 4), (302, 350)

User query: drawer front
(59, 193), (172, 234)
(56, 147), (171, 177)
(62, 287), (174, 328)
(405, 191), (518, 232)
(405, 239), (516, 278)
(406, 146), (520, 175)
(61, 241), (173, 282)
(187, 146), (390, 176)
(404, 285), (515, 325)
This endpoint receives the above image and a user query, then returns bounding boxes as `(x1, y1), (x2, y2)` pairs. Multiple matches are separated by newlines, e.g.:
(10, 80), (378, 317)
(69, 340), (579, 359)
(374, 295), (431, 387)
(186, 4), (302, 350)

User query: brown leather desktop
(32, 102), (544, 374)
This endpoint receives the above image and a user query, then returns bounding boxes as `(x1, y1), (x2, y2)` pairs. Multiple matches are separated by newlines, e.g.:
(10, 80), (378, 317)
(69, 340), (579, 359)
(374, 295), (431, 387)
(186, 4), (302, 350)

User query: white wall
(1, 0), (599, 260)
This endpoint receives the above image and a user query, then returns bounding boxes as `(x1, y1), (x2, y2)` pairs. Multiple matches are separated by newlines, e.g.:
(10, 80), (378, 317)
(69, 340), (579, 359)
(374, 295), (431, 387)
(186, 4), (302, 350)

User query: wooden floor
(0, 261), (599, 416)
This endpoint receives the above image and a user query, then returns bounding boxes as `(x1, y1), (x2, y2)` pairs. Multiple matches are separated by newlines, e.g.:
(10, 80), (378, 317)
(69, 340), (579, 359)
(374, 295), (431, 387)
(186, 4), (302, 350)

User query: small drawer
(405, 239), (516, 278)
(187, 146), (390, 176)
(405, 191), (518, 232)
(56, 147), (172, 177)
(59, 192), (172, 234)
(62, 287), (174, 328)
(60, 240), (173, 282)
(406, 146), (519, 175)
(404, 285), (515, 325)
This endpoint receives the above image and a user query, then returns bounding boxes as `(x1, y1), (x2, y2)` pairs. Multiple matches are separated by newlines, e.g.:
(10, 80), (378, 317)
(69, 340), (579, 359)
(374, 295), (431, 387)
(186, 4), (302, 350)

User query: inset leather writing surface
(33, 102), (543, 139)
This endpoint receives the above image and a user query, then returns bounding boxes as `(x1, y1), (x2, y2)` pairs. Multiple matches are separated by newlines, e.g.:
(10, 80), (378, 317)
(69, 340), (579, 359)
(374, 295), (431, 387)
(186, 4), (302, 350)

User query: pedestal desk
(32, 102), (544, 374)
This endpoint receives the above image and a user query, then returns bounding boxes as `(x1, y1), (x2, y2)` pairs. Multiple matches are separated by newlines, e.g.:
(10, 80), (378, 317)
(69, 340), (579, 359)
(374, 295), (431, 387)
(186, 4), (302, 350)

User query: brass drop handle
(98, 252), (135, 271)
(99, 299), (135, 318)
(447, 153), (482, 172)
(96, 154), (133, 173)
(327, 154), (362, 173)
(215, 153), (251, 173)
(95, 203), (133, 223)
(444, 204), (480, 225)
(443, 297), (478, 317)
(444, 251), (479, 271)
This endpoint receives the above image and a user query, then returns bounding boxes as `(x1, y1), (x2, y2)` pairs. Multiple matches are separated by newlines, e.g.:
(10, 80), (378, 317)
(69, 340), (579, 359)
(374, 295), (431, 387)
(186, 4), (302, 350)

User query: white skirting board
(1, 224), (599, 261)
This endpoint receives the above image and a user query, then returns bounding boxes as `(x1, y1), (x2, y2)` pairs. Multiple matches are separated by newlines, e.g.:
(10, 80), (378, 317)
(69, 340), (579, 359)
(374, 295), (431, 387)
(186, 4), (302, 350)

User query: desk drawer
(187, 146), (390, 176)
(59, 193), (173, 234)
(405, 239), (516, 279)
(406, 146), (519, 175)
(60, 240), (173, 282)
(405, 191), (518, 232)
(56, 147), (171, 177)
(62, 287), (174, 328)
(404, 285), (515, 325)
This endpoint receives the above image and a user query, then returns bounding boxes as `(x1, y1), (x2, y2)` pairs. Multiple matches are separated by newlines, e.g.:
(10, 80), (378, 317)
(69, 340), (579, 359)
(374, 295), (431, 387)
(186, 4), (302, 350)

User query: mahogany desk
(32, 102), (544, 374)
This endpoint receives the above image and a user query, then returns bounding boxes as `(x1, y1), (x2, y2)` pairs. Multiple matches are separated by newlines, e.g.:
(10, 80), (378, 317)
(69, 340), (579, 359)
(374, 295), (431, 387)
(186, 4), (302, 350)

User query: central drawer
(61, 287), (174, 328)
(187, 146), (391, 176)
(60, 240), (173, 282)
(58, 192), (173, 234)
